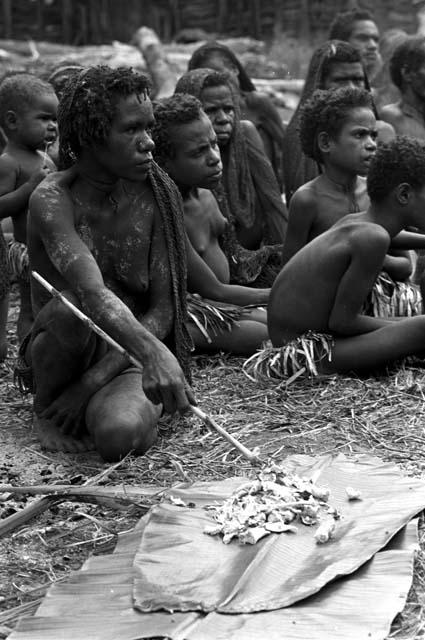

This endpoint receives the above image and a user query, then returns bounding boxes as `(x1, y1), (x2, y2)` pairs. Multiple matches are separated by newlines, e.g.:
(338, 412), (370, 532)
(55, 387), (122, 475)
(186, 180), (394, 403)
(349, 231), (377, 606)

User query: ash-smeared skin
(29, 173), (174, 349)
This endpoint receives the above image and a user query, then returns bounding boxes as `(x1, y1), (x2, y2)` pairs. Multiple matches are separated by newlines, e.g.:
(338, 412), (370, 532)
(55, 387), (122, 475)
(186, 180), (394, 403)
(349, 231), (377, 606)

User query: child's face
(164, 113), (222, 189)
(323, 62), (366, 90)
(93, 94), (155, 182)
(327, 107), (377, 176)
(17, 92), (58, 150)
(200, 84), (236, 147)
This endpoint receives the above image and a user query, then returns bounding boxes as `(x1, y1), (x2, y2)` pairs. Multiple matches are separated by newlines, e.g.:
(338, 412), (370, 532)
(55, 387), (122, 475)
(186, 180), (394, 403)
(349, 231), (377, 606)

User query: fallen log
(132, 26), (178, 98)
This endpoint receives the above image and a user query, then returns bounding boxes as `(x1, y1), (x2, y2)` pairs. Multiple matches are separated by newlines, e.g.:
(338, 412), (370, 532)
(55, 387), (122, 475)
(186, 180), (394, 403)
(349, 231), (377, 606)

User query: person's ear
(395, 182), (412, 205)
(401, 66), (413, 86)
(4, 110), (17, 130)
(317, 131), (331, 154)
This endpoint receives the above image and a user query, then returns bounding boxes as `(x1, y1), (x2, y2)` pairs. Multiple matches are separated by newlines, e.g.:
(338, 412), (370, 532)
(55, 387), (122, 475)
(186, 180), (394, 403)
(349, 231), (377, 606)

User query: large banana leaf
(133, 454), (425, 613)
(9, 518), (418, 640)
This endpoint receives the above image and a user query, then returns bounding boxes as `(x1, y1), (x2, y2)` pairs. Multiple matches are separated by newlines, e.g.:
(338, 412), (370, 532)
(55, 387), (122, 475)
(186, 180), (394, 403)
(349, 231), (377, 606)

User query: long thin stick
(31, 271), (260, 463)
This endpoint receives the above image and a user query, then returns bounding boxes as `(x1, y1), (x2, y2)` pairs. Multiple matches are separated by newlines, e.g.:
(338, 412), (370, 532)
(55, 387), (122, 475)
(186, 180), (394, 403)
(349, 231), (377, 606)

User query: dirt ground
(0, 286), (424, 638)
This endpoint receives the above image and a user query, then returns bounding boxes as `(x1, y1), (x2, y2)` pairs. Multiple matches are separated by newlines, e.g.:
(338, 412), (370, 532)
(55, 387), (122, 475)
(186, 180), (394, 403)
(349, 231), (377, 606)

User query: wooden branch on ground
(0, 484), (163, 538)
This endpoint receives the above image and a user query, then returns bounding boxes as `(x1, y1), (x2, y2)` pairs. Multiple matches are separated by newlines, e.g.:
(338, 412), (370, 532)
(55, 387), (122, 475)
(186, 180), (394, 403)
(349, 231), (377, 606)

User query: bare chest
(311, 181), (369, 239)
(75, 197), (155, 294)
(184, 190), (226, 254)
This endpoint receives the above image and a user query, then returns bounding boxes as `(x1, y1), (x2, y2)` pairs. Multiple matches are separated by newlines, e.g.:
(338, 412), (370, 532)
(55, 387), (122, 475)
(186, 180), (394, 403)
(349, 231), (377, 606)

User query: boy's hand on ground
(142, 343), (195, 415)
(39, 380), (94, 437)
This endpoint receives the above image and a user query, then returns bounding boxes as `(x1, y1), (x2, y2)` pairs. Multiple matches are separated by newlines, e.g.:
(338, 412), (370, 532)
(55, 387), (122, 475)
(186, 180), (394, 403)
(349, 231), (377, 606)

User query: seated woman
(187, 40), (286, 189)
(152, 94), (268, 355)
(175, 68), (287, 253)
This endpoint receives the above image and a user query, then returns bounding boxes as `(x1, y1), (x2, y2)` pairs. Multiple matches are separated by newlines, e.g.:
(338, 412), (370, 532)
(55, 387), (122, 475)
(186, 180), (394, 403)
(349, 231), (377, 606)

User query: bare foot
(0, 341), (8, 362)
(33, 415), (95, 453)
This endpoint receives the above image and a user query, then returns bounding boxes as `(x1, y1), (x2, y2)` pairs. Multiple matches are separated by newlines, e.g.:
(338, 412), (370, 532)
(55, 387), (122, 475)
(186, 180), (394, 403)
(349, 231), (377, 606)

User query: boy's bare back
(269, 213), (390, 344)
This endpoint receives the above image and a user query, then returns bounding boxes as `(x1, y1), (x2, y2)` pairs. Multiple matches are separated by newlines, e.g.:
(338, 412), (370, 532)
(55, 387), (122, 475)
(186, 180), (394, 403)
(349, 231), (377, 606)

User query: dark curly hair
(58, 65), (151, 168)
(329, 9), (375, 42)
(152, 93), (204, 167)
(367, 135), (425, 203)
(299, 86), (374, 163)
(389, 36), (425, 90)
(0, 72), (55, 129)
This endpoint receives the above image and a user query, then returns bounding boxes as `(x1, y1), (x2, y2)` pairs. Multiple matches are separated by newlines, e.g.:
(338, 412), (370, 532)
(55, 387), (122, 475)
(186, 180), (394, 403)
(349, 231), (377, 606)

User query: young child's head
(58, 65), (151, 168)
(152, 93), (222, 190)
(389, 36), (425, 93)
(0, 72), (58, 150)
(174, 69), (237, 149)
(367, 136), (425, 214)
(299, 86), (376, 175)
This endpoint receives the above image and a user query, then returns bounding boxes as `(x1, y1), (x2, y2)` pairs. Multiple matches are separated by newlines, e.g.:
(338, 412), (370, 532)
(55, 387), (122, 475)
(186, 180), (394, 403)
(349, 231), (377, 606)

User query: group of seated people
(1, 8), (425, 462)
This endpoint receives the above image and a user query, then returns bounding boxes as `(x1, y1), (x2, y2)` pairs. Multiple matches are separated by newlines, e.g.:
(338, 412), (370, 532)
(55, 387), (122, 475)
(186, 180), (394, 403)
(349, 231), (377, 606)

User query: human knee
(93, 409), (158, 462)
(35, 290), (90, 346)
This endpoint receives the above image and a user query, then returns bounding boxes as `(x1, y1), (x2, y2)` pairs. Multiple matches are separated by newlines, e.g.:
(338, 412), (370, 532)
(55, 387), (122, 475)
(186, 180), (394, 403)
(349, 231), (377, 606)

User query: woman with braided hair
(175, 68), (286, 287)
(18, 65), (194, 461)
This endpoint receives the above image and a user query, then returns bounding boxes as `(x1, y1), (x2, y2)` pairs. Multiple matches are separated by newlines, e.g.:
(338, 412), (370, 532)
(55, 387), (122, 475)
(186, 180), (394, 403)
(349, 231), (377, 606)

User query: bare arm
(328, 231), (393, 335)
(391, 230), (425, 250)
(0, 155), (48, 219)
(281, 190), (317, 266)
(139, 206), (174, 340)
(186, 238), (269, 305)
(382, 250), (412, 282)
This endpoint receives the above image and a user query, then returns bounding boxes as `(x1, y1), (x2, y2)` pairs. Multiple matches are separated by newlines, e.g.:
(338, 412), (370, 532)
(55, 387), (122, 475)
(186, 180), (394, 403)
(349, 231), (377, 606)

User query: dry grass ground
(0, 287), (424, 638)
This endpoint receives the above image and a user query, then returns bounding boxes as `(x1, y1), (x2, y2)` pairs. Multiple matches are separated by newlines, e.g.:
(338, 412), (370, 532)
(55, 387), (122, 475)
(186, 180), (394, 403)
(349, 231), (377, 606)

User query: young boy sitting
(0, 73), (58, 342)
(152, 94), (269, 355)
(245, 136), (425, 380)
(282, 87), (422, 318)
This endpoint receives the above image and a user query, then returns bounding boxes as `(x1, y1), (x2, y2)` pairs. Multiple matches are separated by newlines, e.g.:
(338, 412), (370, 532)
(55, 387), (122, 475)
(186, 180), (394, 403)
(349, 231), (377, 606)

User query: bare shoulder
(379, 103), (402, 126)
(29, 171), (72, 224)
(240, 119), (264, 147)
(376, 119), (395, 143)
(347, 220), (390, 254)
(290, 179), (320, 212)
(0, 151), (19, 174)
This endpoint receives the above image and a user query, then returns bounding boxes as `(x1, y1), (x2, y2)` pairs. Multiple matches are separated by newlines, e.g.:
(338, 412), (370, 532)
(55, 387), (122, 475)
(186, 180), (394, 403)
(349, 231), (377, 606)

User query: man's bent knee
(32, 290), (91, 349)
(91, 408), (160, 462)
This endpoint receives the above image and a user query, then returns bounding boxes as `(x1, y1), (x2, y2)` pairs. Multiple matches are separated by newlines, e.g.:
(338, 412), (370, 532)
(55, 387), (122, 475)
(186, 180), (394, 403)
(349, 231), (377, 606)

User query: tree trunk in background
(2, 0), (12, 39)
(61, 0), (72, 44)
(132, 26), (179, 98)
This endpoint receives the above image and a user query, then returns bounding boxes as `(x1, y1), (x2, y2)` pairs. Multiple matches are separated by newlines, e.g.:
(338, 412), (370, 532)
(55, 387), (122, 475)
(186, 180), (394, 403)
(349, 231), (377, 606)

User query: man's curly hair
(0, 72), (55, 129)
(389, 36), (425, 90)
(329, 9), (375, 42)
(367, 135), (425, 203)
(152, 94), (204, 167)
(299, 86), (374, 163)
(58, 65), (151, 168)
